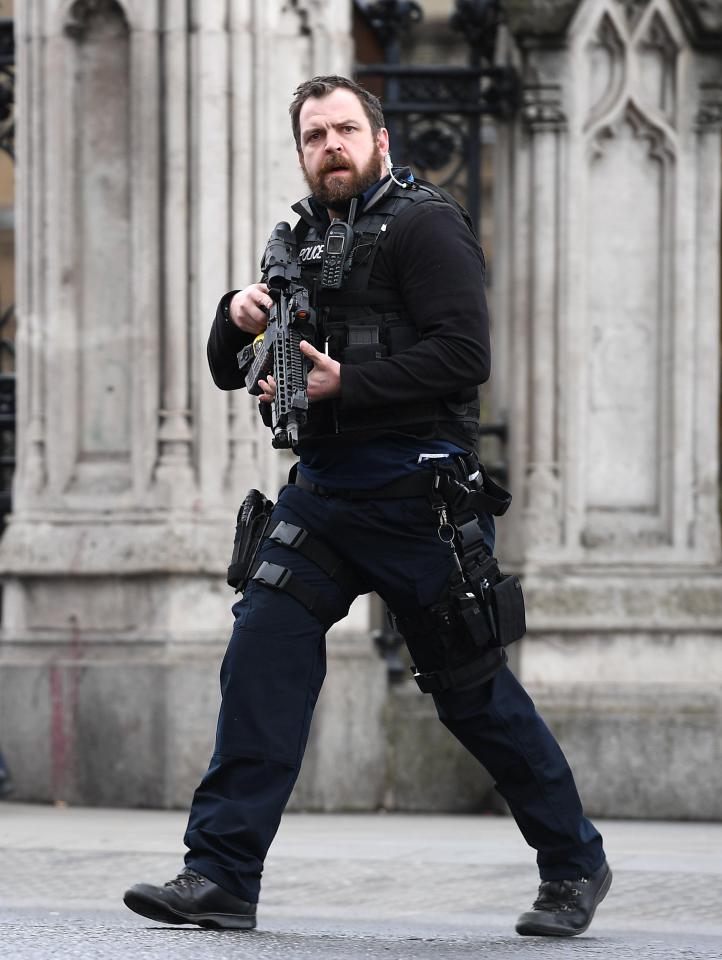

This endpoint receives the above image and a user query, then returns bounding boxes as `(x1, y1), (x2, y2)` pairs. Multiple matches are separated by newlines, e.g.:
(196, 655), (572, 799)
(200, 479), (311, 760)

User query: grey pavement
(1, 802), (721, 959)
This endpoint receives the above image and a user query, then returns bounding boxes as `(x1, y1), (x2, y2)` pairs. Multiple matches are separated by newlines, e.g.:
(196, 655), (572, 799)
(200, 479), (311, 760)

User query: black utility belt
(292, 465), (431, 501)
(291, 457), (511, 517)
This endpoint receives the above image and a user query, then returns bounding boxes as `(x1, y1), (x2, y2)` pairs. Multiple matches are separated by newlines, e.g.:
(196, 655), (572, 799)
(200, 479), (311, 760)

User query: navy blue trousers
(184, 483), (605, 902)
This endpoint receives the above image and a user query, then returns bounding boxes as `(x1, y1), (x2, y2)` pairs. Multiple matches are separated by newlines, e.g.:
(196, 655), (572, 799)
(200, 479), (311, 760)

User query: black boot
(123, 868), (257, 930)
(515, 860), (612, 937)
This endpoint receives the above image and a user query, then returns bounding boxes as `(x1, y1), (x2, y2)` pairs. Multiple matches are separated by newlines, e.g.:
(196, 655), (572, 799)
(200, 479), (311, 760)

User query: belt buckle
(270, 521), (308, 548)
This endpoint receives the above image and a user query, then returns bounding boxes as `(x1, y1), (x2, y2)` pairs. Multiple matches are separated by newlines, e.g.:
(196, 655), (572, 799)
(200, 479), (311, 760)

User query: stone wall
(1, 0), (494, 813)
(0, 0), (372, 810)
(492, 0), (722, 818)
(2, 0), (721, 820)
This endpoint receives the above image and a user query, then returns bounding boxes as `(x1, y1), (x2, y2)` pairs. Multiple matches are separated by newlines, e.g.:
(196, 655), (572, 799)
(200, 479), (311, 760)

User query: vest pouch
(343, 323), (388, 365)
(385, 320), (418, 355)
(491, 575), (526, 647)
(455, 592), (496, 650)
(344, 342), (389, 364)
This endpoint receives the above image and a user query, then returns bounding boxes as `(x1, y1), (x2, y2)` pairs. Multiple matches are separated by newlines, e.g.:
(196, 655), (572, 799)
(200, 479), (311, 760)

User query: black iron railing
(354, 1), (518, 228)
(0, 18), (13, 161)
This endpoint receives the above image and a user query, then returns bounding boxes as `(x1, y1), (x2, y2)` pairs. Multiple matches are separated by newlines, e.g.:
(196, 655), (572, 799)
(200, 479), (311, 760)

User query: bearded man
(124, 75), (611, 939)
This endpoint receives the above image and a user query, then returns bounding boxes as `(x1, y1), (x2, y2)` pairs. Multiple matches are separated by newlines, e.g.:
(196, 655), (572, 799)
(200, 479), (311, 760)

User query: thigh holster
(227, 489), (275, 592)
(395, 476), (526, 694)
(395, 569), (512, 695)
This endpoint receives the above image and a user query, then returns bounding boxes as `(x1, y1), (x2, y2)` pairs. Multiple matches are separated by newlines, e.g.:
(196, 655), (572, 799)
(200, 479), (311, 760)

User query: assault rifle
(237, 222), (316, 452)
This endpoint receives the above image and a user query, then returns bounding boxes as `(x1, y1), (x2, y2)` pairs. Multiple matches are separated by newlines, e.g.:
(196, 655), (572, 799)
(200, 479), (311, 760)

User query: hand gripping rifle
(237, 222), (316, 451)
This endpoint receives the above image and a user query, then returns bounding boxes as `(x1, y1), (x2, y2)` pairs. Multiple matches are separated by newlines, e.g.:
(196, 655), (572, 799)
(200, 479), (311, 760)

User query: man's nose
(324, 134), (343, 152)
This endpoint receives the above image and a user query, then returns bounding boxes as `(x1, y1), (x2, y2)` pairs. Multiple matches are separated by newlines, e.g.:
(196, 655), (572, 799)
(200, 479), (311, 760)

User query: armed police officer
(124, 75), (611, 938)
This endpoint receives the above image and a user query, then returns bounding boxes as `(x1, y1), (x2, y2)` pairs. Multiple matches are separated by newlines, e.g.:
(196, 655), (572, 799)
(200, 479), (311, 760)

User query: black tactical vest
(287, 176), (482, 446)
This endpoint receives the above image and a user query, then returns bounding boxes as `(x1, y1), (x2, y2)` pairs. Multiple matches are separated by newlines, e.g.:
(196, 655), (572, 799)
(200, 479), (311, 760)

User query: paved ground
(1, 802), (721, 958)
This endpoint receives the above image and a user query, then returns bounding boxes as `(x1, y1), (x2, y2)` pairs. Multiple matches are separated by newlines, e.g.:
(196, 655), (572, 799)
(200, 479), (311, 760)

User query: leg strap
(250, 560), (337, 627)
(265, 520), (366, 602)
(249, 521), (366, 626)
(413, 647), (507, 693)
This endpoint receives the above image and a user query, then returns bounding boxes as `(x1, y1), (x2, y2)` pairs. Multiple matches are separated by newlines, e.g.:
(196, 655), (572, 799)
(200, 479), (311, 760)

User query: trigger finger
(256, 295), (272, 317)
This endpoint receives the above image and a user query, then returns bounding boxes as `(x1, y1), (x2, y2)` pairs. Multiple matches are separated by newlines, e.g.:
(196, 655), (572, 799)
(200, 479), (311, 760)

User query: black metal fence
(353, 1), (518, 231)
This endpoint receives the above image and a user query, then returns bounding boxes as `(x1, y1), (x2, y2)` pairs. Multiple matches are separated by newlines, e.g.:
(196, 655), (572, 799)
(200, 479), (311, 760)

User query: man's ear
(376, 127), (390, 155)
(298, 150), (305, 169)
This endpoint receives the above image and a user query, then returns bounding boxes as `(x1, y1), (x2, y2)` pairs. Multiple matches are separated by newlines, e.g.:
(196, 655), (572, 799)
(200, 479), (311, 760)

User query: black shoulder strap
(337, 190), (427, 297)
(410, 178), (479, 240)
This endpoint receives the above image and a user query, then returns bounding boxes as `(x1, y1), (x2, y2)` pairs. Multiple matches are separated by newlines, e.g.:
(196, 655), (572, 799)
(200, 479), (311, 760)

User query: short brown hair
(289, 75), (386, 150)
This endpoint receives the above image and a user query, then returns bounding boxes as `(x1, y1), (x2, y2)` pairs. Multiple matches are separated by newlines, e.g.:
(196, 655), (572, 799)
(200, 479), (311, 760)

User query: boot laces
(165, 868), (207, 889)
(532, 877), (586, 912)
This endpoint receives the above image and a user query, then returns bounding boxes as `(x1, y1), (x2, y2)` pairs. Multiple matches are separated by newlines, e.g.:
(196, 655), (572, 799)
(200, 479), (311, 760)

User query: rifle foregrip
(245, 343), (274, 394)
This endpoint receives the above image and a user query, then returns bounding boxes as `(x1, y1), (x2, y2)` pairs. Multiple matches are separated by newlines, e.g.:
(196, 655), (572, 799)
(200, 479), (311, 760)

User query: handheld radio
(320, 197), (357, 289)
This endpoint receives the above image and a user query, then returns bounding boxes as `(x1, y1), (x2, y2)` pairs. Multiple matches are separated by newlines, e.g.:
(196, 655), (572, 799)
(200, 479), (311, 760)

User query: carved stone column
(494, 0), (722, 817)
(155, 0), (194, 506)
(520, 82), (567, 559)
(0, 0), (368, 808)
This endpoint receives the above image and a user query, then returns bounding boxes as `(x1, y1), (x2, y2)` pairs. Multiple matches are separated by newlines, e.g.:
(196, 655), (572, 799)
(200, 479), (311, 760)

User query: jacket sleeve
(339, 200), (491, 410)
(207, 290), (255, 390)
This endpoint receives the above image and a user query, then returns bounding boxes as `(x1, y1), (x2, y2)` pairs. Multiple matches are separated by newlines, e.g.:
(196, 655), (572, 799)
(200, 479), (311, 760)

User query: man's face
(298, 88), (389, 214)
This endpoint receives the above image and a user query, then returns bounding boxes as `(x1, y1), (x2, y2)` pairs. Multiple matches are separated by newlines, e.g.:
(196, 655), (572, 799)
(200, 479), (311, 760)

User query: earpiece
(385, 152), (407, 188)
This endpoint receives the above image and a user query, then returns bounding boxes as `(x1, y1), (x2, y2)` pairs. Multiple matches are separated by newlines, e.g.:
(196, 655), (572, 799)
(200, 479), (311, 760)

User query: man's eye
(343, 126), (356, 133)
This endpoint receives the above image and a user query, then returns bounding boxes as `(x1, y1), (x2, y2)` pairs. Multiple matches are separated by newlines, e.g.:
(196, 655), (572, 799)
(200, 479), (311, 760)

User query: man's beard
(303, 151), (382, 214)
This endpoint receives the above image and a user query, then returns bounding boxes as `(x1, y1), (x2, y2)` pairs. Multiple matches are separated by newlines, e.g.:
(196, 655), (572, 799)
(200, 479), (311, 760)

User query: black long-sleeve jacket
(207, 186), (491, 446)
